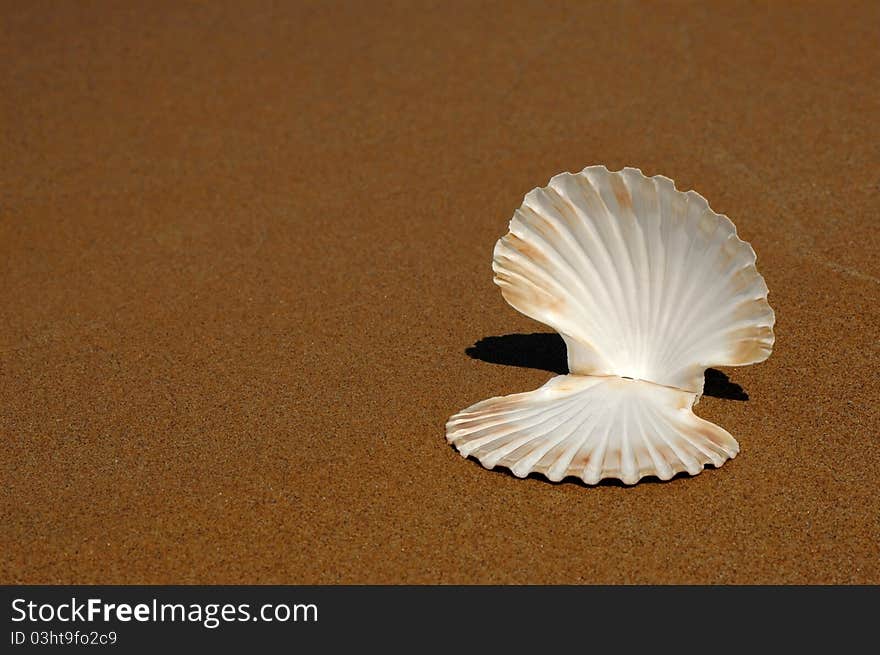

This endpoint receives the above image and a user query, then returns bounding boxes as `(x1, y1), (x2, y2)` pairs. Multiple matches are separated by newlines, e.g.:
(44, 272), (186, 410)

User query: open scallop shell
(448, 166), (775, 485)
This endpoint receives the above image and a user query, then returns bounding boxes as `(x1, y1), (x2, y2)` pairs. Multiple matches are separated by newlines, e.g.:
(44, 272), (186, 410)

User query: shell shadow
(465, 332), (748, 401)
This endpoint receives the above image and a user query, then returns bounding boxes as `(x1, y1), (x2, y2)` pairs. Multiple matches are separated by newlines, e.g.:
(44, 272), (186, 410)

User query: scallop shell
(447, 166), (775, 485)
(447, 375), (738, 485)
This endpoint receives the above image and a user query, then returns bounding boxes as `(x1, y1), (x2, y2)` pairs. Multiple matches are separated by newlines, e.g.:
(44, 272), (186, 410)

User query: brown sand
(1, 1), (878, 584)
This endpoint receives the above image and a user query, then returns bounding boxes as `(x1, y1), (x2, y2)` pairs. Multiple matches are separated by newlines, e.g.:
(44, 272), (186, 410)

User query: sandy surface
(1, 0), (878, 584)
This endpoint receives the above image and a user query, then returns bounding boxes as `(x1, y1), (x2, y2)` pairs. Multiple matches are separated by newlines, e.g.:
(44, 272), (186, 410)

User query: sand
(1, 0), (877, 584)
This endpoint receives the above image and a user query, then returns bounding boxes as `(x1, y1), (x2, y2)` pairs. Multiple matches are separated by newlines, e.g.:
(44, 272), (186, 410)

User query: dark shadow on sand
(465, 332), (748, 401)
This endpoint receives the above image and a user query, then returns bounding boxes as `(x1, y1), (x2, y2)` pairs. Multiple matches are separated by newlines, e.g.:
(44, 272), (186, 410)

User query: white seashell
(448, 166), (775, 485)
(446, 375), (738, 485)
(492, 166), (775, 395)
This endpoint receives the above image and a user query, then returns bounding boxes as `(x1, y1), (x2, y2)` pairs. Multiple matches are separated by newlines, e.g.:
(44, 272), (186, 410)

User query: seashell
(447, 166), (775, 485)
(447, 375), (738, 485)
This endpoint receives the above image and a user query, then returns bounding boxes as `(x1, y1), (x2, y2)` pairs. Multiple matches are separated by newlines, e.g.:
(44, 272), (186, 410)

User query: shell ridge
(547, 402), (605, 481)
(461, 384), (590, 458)
(564, 174), (636, 370)
(542, 182), (631, 342)
(629, 178), (655, 376)
(631, 400), (670, 481)
(642, 398), (685, 478)
(506, 219), (622, 351)
(656, 408), (725, 467)
(460, 380), (590, 465)
(500, 397), (592, 476)
(531, 183), (630, 357)
(650, 194), (710, 388)
(494, 243), (583, 318)
(448, 389), (544, 421)
(619, 394), (636, 483)
(650, 406), (706, 474)
(667, 233), (755, 332)
(654, 213), (760, 377)
(649, 185), (699, 383)
(583, 396), (615, 484)
(654, 193), (718, 375)
(492, 261), (593, 342)
(669, 300), (774, 366)
(520, 393), (599, 479)
(501, 200), (619, 360)
(647, 175), (672, 382)
(456, 388), (587, 457)
(662, 278), (774, 372)
(610, 171), (652, 376)
(631, 173), (659, 377)
(447, 395), (572, 440)
(585, 170), (642, 376)
(552, 176), (635, 364)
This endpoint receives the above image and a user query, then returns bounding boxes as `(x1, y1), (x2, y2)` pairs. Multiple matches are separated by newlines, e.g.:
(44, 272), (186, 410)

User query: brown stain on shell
(674, 392), (694, 411)
(450, 414), (520, 434)
(690, 420), (736, 455)
(503, 231), (547, 265)
(544, 186), (583, 232)
(568, 448), (593, 474)
(610, 173), (634, 212)
(733, 297), (774, 323)
(697, 211), (721, 239)
(520, 207), (562, 241)
(729, 325), (774, 363)
(720, 233), (752, 264)
(728, 265), (763, 295)
(494, 264), (565, 316)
